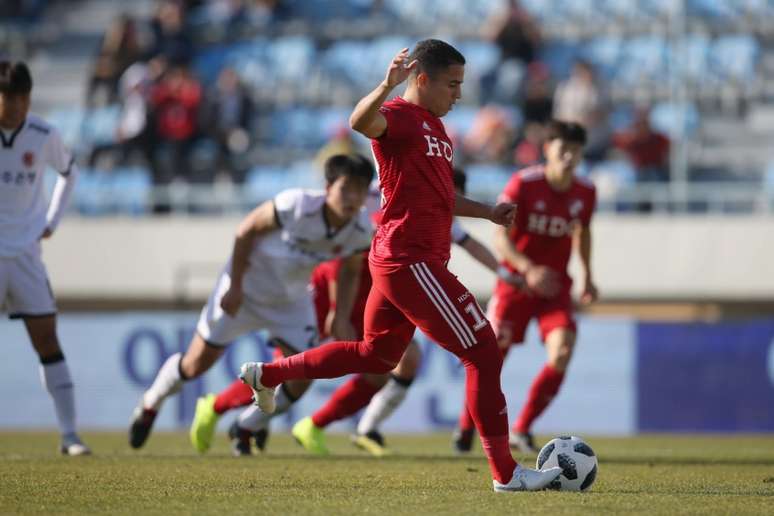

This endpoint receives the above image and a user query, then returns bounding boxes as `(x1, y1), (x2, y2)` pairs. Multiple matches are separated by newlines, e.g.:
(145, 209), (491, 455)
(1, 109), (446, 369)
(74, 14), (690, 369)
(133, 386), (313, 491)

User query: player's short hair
(409, 39), (466, 79)
(452, 168), (467, 195)
(324, 154), (375, 187)
(0, 61), (33, 95)
(544, 119), (587, 146)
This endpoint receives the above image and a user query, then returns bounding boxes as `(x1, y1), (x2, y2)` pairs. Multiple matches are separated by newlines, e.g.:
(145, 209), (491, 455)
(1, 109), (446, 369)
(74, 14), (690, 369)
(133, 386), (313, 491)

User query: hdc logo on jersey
(22, 152), (35, 167)
(424, 135), (453, 162)
(527, 213), (580, 237)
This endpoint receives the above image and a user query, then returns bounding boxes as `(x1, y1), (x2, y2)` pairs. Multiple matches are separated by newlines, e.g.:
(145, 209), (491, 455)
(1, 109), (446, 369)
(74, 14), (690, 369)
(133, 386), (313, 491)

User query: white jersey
(239, 188), (373, 304)
(450, 218), (469, 246)
(0, 114), (74, 257)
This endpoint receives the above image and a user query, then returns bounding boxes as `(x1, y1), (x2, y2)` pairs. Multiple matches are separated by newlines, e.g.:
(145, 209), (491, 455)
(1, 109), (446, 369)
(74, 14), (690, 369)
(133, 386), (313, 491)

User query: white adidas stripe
(409, 264), (471, 348)
(417, 262), (477, 346)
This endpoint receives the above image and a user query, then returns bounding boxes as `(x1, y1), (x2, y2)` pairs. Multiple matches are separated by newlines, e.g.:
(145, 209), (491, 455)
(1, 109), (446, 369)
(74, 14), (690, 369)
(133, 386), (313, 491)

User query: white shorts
(196, 270), (319, 350)
(0, 243), (57, 319)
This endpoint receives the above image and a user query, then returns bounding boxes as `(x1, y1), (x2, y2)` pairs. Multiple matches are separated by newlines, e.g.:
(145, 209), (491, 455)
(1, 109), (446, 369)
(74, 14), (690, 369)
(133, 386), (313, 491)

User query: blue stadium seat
(671, 34), (711, 83)
(268, 36), (316, 81)
(110, 167), (152, 215)
(649, 101), (699, 138)
(464, 163), (511, 198)
(46, 108), (85, 149)
(81, 106), (121, 146)
(710, 35), (759, 83)
(582, 36), (623, 81)
(457, 40), (501, 81)
(443, 106), (479, 139)
(539, 40), (579, 80)
(616, 36), (667, 86)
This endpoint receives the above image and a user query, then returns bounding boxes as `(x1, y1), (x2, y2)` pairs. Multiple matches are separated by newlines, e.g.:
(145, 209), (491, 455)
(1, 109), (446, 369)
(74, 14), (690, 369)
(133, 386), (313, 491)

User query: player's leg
(389, 261), (560, 491)
(130, 271), (245, 449)
(353, 339), (422, 455)
(242, 284), (414, 401)
(289, 288), (415, 455)
(191, 301), (318, 454)
(511, 294), (576, 453)
(454, 292), (529, 454)
(9, 246), (89, 456)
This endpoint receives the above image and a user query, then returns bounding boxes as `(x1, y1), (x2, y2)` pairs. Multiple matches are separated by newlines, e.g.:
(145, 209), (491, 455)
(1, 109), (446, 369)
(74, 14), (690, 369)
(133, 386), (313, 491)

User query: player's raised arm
(349, 48), (417, 139)
(221, 200), (278, 315)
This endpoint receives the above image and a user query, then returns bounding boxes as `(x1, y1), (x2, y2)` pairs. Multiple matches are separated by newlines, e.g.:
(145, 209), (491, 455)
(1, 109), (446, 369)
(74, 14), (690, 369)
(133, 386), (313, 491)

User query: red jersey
(370, 97), (456, 267)
(498, 165), (596, 290)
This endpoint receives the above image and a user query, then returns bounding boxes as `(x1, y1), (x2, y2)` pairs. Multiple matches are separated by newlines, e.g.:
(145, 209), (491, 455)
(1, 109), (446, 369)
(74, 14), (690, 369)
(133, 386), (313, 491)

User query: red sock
(311, 375), (381, 428)
(513, 364), (565, 434)
(213, 380), (255, 415)
(260, 340), (390, 388)
(460, 344), (517, 484)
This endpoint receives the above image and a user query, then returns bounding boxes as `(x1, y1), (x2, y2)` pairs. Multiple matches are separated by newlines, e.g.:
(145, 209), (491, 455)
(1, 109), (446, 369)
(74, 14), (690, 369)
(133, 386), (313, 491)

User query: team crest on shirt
(22, 151), (35, 167)
(569, 199), (584, 217)
(422, 121), (432, 132)
(534, 200), (546, 212)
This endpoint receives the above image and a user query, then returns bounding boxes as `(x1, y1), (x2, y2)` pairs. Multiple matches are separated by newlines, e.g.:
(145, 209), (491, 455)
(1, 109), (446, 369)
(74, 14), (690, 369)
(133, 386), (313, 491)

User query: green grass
(1, 431), (773, 515)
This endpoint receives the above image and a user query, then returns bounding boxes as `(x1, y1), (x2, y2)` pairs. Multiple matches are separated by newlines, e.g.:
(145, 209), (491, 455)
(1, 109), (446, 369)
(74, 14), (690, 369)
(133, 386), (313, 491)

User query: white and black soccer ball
(535, 436), (598, 491)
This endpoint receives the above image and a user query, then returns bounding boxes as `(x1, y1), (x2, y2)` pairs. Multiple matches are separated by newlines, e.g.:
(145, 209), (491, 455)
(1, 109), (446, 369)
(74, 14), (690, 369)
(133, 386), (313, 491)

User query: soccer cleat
(190, 393), (220, 453)
(60, 434), (91, 456)
(228, 421), (253, 457)
(493, 464), (563, 493)
(351, 430), (391, 457)
(239, 362), (276, 414)
(253, 427), (270, 452)
(129, 405), (158, 449)
(509, 431), (538, 454)
(452, 427), (475, 454)
(291, 417), (329, 455)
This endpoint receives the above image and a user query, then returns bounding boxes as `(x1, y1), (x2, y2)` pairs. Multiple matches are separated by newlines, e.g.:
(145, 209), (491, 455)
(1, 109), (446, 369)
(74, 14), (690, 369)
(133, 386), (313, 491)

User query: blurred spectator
(202, 67), (254, 183)
(148, 0), (193, 63)
(314, 126), (358, 172)
(612, 108), (670, 183)
(86, 15), (142, 107)
(463, 105), (517, 164)
(88, 60), (164, 170)
(513, 121), (545, 169)
(148, 62), (203, 211)
(483, 0), (541, 65)
(553, 60), (610, 162)
(520, 62), (553, 124)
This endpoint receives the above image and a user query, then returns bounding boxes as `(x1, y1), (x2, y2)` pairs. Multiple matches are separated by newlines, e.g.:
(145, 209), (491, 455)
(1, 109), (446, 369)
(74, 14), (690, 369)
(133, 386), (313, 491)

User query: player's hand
(220, 286), (243, 317)
(525, 265), (560, 299)
(383, 48), (418, 89)
(330, 314), (358, 341)
(580, 278), (599, 305)
(39, 227), (53, 240)
(489, 202), (517, 227)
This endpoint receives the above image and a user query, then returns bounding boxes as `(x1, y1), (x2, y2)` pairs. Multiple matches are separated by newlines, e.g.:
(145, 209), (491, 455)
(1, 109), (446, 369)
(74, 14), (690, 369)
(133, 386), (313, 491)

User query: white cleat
(60, 435), (92, 456)
(493, 464), (562, 492)
(239, 362), (276, 414)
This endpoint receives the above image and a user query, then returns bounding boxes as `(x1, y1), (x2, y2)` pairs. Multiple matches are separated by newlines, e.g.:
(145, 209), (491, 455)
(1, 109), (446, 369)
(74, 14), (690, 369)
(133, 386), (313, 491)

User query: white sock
(237, 384), (296, 432)
(39, 358), (76, 437)
(357, 376), (411, 435)
(142, 352), (184, 411)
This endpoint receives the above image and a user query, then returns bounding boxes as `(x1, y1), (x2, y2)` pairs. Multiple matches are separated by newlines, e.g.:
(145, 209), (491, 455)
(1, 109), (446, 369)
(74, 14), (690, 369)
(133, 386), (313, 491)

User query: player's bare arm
(494, 225), (559, 298)
(221, 200), (279, 316)
(329, 252), (363, 340)
(454, 193), (515, 226)
(349, 48), (417, 139)
(575, 224), (598, 305)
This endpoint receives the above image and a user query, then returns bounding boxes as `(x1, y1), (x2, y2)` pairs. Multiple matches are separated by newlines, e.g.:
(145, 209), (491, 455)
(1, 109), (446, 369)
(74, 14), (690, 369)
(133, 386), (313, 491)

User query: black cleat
(129, 406), (157, 449)
(253, 427), (269, 452)
(452, 427), (475, 454)
(228, 421), (253, 456)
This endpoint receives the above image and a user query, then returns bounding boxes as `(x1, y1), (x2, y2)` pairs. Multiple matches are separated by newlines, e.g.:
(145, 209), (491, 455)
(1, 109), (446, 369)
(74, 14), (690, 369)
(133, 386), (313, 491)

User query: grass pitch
(1, 431), (773, 515)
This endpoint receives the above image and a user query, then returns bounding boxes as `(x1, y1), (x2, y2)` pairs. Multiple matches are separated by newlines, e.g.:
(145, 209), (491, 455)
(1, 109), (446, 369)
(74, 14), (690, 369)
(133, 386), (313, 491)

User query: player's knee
(356, 340), (400, 374)
(549, 340), (575, 372)
(394, 341), (421, 377)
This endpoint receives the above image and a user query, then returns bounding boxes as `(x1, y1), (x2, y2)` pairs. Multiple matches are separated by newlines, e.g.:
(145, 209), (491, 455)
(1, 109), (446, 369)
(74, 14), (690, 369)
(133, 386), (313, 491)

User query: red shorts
(310, 256), (372, 340)
(364, 260), (496, 364)
(486, 288), (576, 346)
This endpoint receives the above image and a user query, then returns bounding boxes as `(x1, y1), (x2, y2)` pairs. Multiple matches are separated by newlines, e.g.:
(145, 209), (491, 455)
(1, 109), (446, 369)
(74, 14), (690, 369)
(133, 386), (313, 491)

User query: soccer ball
(535, 436), (598, 491)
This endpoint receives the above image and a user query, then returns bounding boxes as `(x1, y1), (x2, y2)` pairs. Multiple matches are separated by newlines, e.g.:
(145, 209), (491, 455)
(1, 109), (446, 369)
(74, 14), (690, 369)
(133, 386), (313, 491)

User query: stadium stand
(4, 0), (774, 214)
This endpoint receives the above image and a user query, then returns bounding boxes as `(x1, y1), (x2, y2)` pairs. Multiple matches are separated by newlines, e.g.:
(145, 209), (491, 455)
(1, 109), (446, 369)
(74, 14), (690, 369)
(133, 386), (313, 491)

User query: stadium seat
(110, 167), (152, 215)
(616, 36), (667, 86)
(649, 101), (700, 138)
(710, 35), (759, 83)
(582, 36), (623, 81)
